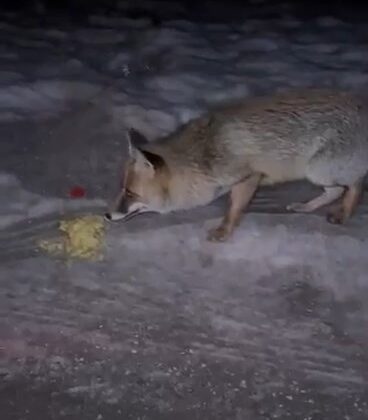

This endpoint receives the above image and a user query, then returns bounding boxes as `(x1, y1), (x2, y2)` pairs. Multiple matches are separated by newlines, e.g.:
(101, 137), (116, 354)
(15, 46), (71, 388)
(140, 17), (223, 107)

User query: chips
(39, 215), (105, 261)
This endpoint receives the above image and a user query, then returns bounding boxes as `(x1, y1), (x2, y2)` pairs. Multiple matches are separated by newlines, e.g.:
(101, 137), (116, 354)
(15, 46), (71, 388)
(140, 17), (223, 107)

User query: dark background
(2, 0), (368, 24)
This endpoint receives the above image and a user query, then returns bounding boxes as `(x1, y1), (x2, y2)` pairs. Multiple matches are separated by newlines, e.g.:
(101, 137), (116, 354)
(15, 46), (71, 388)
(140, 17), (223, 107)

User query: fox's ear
(127, 128), (148, 152)
(126, 129), (165, 172)
(126, 128), (151, 169)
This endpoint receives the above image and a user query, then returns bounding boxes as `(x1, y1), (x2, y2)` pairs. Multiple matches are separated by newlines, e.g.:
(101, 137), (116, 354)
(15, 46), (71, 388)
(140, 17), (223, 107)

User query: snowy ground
(1, 1), (368, 419)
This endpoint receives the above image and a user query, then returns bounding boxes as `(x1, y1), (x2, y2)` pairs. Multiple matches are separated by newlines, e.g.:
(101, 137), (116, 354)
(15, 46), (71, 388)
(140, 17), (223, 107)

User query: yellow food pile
(39, 215), (105, 261)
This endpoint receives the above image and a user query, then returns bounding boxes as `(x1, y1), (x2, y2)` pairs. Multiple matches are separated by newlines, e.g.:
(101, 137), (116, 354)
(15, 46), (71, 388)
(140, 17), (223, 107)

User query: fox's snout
(104, 190), (130, 222)
(104, 211), (126, 222)
(104, 192), (147, 223)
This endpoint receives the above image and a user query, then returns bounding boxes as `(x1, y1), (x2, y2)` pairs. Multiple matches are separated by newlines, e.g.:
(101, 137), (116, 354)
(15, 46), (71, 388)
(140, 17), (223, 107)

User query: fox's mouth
(104, 209), (142, 223)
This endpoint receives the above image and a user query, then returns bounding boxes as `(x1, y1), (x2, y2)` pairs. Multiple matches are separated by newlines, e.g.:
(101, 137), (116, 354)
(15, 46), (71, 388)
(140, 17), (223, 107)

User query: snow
(1, 2), (368, 417)
(1, 6), (368, 131)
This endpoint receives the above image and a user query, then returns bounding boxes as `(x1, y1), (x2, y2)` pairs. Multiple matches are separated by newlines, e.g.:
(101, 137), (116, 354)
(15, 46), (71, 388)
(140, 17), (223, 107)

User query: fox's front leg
(207, 174), (261, 242)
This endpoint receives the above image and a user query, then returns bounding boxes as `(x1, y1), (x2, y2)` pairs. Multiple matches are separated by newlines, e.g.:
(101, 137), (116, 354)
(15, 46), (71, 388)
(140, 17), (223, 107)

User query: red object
(69, 185), (86, 198)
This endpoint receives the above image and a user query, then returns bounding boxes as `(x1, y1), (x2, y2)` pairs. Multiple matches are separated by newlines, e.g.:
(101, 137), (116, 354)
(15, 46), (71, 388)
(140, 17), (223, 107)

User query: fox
(104, 89), (368, 242)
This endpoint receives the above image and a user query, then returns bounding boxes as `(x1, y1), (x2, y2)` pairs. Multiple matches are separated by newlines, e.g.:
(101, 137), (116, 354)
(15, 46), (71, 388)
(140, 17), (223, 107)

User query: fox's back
(209, 89), (368, 183)
(154, 89), (368, 183)
(214, 89), (368, 156)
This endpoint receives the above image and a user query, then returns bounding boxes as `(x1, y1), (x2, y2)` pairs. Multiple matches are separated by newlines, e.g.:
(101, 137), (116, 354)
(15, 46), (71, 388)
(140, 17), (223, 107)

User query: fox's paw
(207, 225), (231, 242)
(326, 208), (345, 225)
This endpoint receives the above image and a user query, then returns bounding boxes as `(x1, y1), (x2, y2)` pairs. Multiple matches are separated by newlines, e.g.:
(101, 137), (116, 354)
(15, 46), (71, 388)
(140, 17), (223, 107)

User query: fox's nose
(104, 212), (112, 221)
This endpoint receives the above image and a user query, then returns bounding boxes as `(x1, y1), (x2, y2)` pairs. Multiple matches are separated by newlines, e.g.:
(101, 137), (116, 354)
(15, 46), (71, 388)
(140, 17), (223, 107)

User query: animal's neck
(165, 164), (217, 212)
(146, 142), (223, 211)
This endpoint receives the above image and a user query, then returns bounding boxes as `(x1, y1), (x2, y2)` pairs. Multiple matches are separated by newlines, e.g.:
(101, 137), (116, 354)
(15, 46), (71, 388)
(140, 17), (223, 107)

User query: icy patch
(0, 173), (105, 229)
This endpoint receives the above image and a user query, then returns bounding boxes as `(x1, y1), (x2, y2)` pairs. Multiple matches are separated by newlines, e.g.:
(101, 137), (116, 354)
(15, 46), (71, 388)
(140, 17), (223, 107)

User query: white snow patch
(112, 104), (178, 140)
(0, 81), (102, 120)
(0, 10), (366, 134)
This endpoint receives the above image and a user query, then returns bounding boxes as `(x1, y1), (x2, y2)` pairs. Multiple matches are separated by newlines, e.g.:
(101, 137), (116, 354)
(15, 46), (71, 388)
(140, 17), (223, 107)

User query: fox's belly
(252, 157), (308, 186)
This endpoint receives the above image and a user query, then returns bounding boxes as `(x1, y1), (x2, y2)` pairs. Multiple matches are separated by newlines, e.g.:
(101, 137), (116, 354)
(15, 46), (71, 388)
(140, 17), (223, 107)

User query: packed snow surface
(1, 2), (368, 419)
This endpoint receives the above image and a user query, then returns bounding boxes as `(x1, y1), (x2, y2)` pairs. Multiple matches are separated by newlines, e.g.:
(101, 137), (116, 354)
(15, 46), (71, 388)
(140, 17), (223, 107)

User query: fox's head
(104, 130), (170, 223)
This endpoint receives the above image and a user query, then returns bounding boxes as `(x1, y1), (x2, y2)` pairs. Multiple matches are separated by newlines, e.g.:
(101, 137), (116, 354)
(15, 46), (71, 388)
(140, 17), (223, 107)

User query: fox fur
(105, 89), (368, 241)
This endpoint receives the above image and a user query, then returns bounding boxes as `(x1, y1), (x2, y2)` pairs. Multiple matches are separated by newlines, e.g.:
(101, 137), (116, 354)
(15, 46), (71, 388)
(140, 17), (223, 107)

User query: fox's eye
(125, 189), (137, 198)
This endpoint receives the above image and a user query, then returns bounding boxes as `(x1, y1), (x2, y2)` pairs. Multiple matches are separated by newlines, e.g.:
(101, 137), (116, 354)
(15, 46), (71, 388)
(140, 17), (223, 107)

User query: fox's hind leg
(302, 146), (366, 222)
(327, 181), (363, 224)
(207, 173), (261, 242)
(286, 186), (344, 213)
